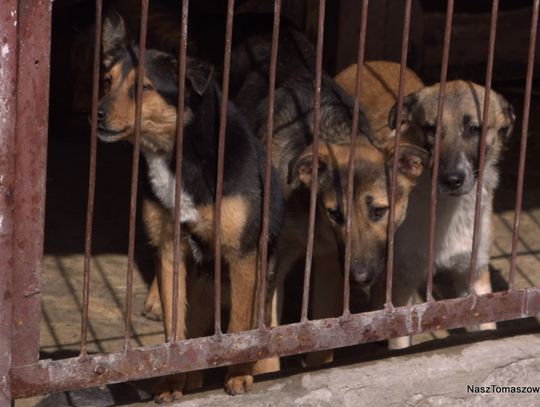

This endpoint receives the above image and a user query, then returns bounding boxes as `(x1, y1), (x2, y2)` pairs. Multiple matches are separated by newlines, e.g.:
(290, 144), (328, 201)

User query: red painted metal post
(0, 0), (19, 403)
(11, 0), (52, 367)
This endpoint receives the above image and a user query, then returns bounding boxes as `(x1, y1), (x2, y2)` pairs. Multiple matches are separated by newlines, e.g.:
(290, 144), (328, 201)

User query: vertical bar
(12, 0), (52, 366)
(509, 0), (539, 290)
(301, 0), (326, 322)
(385, 0), (412, 307)
(214, 0), (235, 335)
(425, 0), (454, 302)
(124, 0), (149, 351)
(343, 0), (369, 316)
(0, 0), (18, 402)
(257, 0), (281, 328)
(469, 0), (498, 292)
(80, 0), (103, 357)
(171, 0), (189, 343)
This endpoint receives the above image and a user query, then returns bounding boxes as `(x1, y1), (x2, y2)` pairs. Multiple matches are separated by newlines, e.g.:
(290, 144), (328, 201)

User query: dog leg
(153, 241), (188, 403)
(253, 287), (280, 375)
(472, 265), (496, 331)
(388, 271), (417, 350)
(305, 255), (342, 367)
(224, 252), (257, 395)
(143, 276), (163, 321)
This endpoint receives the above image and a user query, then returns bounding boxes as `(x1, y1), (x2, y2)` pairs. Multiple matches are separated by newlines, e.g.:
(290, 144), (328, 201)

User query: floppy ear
(388, 144), (429, 180)
(497, 94), (516, 141)
(288, 150), (330, 188)
(186, 59), (214, 96)
(102, 11), (127, 61)
(388, 93), (418, 130)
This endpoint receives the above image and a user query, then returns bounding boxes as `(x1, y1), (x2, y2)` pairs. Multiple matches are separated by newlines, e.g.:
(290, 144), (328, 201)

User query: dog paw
(224, 374), (253, 395)
(153, 374), (185, 403)
(142, 297), (163, 321)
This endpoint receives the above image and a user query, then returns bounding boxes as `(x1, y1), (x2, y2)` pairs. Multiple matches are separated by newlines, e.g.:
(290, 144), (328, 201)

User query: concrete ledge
(160, 334), (540, 407)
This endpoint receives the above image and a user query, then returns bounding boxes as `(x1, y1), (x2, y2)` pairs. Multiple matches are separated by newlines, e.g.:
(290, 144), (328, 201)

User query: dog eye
(369, 205), (388, 222)
(327, 208), (344, 224)
(143, 84), (153, 91)
(102, 77), (112, 91)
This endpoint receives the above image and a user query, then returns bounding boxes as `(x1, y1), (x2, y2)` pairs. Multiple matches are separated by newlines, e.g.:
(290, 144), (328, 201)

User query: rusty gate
(1, 0), (539, 404)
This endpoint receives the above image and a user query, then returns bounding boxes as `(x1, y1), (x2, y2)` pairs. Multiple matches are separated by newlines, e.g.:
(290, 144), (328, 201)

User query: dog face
(289, 139), (427, 286)
(97, 13), (213, 154)
(388, 80), (515, 196)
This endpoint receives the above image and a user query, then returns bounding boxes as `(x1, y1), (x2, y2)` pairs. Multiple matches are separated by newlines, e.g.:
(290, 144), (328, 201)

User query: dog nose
(441, 172), (465, 191)
(97, 109), (107, 121)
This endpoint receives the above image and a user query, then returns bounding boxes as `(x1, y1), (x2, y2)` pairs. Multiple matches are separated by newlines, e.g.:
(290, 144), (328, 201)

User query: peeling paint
(1, 44), (9, 58)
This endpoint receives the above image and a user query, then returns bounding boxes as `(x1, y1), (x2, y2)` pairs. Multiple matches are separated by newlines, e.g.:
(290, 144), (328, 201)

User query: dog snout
(349, 263), (378, 287)
(441, 171), (465, 191)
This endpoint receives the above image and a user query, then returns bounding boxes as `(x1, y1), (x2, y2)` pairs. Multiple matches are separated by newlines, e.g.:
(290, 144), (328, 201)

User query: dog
(229, 29), (428, 366)
(98, 13), (283, 402)
(386, 80), (514, 349)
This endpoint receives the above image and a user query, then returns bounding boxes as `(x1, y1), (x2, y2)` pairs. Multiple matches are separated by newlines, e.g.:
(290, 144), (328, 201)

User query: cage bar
(257, 0), (282, 328)
(301, 0), (326, 322)
(171, 0), (190, 343)
(80, 0), (103, 357)
(343, 0), (369, 315)
(123, 0), (150, 351)
(469, 0), (499, 292)
(509, 0), (539, 289)
(385, 0), (413, 307)
(214, 0), (236, 335)
(425, 0), (454, 301)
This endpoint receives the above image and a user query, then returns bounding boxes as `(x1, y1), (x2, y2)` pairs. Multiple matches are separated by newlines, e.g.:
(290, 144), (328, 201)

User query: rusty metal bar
(12, 288), (540, 398)
(257, 0), (282, 328)
(214, 0), (235, 335)
(301, 0), (326, 323)
(124, 0), (149, 351)
(426, 0), (454, 302)
(469, 0), (498, 292)
(343, 0), (369, 316)
(385, 0), (412, 307)
(0, 0), (18, 402)
(171, 0), (189, 343)
(80, 0), (103, 357)
(509, 0), (539, 290)
(11, 0), (52, 367)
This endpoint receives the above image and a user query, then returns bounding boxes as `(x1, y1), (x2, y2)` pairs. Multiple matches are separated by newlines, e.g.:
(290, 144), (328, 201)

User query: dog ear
(388, 93), (418, 130)
(102, 11), (127, 61)
(387, 143), (429, 180)
(186, 59), (214, 96)
(497, 94), (516, 141)
(288, 149), (330, 188)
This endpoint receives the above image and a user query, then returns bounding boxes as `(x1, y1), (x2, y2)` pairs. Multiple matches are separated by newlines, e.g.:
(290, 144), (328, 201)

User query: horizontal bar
(12, 288), (540, 398)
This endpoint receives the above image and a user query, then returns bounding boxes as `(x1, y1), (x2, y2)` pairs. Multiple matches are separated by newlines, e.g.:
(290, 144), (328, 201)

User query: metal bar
(124, 0), (149, 351)
(257, 0), (281, 328)
(12, 287), (540, 399)
(171, 0), (189, 343)
(11, 0), (52, 367)
(214, 0), (235, 335)
(509, 0), (539, 290)
(385, 0), (412, 307)
(469, 0), (498, 292)
(343, 0), (369, 316)
(0, 0), (18, 402)
(80, 0), (103, 358)
(426, 0), (454, 301)
(301, 0), (326, 323)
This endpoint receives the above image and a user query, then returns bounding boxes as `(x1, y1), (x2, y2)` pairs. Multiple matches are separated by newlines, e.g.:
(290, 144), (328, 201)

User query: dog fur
(229, 31), (428, 365)
(98, 13), (283, 402)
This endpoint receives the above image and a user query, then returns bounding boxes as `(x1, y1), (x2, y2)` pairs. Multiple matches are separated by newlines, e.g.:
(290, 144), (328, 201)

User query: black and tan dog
(228, 27), (428, 365)
(97, 13), (283, 402)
